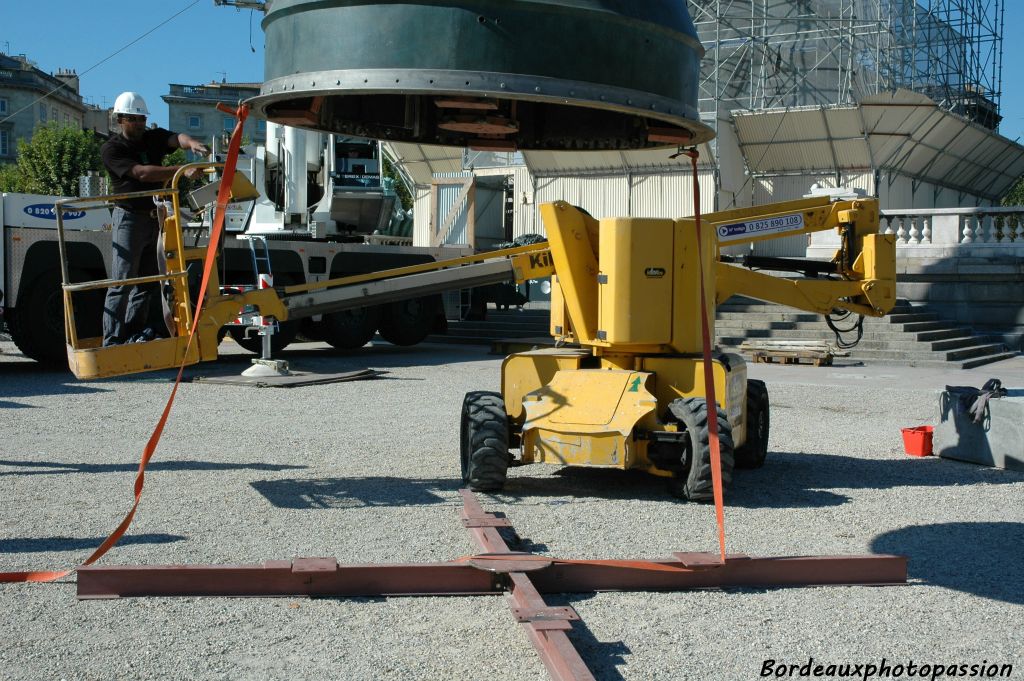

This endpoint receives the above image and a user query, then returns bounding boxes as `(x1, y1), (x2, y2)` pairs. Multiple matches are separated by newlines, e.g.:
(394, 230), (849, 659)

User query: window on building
(223, 116), (234, 132)
(0, 98), (7, 114)
(40, 104), (47, 122)
(52, 107), (57, 122)
(188, 114), (202, 129)
(64, 113), (70, 126)
(0, 130), (9, 156)
(257, 119), (266, 132)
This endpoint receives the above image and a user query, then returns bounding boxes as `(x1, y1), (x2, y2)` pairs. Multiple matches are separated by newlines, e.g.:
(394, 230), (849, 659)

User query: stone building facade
(0, 53), (88, 162)
(162, 81), (266, 154)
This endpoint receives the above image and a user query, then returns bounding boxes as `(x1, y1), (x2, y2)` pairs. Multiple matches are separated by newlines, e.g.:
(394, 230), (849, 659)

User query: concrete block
(959, 305), (1021, 326)
(952, 256), (998, 268)
(935, 389), (1024, 472)
(970, 284), (1024, 303)
(896, 283), (938, 300)
(956, 263), (1021, 276)
(900, 259), (956, 275)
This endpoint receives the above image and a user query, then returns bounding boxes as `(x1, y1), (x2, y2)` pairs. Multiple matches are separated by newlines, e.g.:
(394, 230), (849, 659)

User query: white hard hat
(113, 91), (150, 116)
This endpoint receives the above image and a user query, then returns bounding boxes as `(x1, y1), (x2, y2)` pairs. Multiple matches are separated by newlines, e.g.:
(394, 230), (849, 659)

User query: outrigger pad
(190, 368), (385, 388)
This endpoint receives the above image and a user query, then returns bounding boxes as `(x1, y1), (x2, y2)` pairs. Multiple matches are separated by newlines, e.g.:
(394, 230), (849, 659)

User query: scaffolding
(690, 0), (1005, 131)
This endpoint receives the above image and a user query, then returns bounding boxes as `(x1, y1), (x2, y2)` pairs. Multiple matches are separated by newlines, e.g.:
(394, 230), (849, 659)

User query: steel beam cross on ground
(77, 490), (907, 680)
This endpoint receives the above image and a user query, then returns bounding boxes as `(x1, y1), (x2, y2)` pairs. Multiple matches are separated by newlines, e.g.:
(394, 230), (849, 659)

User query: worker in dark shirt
(100, 91), (209, 346)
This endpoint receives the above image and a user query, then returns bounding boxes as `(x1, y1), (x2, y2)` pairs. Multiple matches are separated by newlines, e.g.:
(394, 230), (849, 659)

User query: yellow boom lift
(57, 168), (893, 499)
(459, 197), (895, 499)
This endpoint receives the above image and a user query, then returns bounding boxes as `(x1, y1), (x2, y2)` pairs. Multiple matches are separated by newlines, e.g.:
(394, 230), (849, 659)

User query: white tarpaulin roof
(382, 142), (464, 185)
(521, 143), (716, 176)
(732, 89), (1024, 200)
(384, 141), (716, 184)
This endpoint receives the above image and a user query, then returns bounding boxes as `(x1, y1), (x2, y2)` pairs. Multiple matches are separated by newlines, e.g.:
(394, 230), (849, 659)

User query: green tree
(12, 122), (103, 196)
(0, 162), (28, 193)
(1001, 177), (1024, 207)
(382, 155), (413, 210)
(163, 147), (203, 195)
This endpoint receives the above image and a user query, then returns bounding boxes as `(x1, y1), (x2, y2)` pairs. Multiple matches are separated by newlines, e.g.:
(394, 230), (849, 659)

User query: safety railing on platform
(54, 162), (273, 380)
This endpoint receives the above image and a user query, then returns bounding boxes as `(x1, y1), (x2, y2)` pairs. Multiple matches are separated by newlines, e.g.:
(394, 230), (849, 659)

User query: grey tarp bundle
(943, 378), (1007, 424)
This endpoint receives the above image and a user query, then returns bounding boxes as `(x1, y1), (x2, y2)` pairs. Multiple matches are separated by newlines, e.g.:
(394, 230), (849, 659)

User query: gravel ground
(1, 338), (1022, 681)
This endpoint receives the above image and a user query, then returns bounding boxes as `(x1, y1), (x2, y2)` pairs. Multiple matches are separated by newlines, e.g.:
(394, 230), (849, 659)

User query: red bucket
(901, 426), (934, 457)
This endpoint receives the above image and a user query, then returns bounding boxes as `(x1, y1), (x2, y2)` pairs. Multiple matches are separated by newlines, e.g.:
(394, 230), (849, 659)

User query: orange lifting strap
(0, 103), (251, 584)
(686, 149), (729, 562)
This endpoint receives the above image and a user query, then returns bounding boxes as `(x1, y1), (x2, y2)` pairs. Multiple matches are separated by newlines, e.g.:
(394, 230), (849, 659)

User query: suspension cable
(0, 1), (202, 127)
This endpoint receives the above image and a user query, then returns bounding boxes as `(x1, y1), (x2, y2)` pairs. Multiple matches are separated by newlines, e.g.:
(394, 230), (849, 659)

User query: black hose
(825, 309), (864, 350)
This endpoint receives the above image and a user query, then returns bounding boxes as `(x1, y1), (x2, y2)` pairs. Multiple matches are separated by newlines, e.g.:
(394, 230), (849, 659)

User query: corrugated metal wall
(412, 172), (509, 248)
(511, 171), (717, 239)
(629, 172), (718, 217)
(474, 182), (506, 249)
(752, 172), (874, 204)
(412, 186), (432, 247)
(509, 167), (537, 238)
(433, 172), (472, 246)
(751, 172), (874, 256)
(878, 174), (994, 209)
(415, 164), (995, 252)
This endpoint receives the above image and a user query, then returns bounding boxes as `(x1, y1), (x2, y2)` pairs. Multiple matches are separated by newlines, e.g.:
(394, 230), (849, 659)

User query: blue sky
(2, 1), (1023, 142)
(2, 2), (264, 128)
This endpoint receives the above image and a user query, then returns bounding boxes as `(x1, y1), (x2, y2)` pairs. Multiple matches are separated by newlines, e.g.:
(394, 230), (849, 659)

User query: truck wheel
(324, 305), (380, 350)
(734, 379), (770, 469)
(228, 321), (298, 355)
(666, 397), (735, 502)
(377, 295), (440, 346)
(460, 391), (511, 492)
(8, 269), (101, 366)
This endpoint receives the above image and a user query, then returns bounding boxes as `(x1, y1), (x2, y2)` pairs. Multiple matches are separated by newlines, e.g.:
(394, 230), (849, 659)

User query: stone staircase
(435, 300), (1017, 369)
(428, 308), (552, 347)
(715, 297), (1017, 369)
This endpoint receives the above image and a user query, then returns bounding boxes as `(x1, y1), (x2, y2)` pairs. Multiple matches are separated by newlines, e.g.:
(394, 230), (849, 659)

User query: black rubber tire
(297, 318), (327, 343)
(666, 397), (735, 502)
(377, 295), (440, 346)
(460, 391), (511, 492)
(8, 269), (101, 366)
(228, 321), (298, 355)
(734, 379), (770, 469)
(324, 305), (380, 350)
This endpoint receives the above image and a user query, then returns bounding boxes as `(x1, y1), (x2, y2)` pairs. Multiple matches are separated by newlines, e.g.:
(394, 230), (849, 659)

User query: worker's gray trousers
(102, 208), (160, 346)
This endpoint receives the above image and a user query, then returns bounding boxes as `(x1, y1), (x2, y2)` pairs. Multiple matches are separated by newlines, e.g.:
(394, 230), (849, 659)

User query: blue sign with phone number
(24, 203), (86, 220)
(717, 213), (805, 242)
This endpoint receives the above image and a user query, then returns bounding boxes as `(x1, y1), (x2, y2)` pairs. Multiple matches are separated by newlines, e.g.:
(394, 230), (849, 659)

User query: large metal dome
(250, 0), (713, 151)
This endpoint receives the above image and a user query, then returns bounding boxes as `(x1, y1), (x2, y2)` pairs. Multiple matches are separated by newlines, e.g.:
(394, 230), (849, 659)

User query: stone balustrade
(805, 204), (1024, 349)
(808, 205), (1024, 258)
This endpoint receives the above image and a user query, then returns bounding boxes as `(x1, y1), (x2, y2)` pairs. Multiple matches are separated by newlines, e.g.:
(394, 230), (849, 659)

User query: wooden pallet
(740, 340), (842, 367)
(750, 349), (834, 367)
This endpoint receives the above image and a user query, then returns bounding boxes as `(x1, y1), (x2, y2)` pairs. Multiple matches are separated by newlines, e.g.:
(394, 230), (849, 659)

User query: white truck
(1, 192), (112, 363)
(1, 125), (475, 365)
